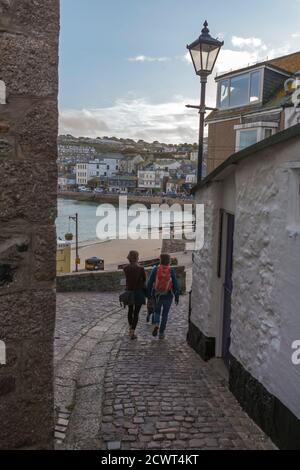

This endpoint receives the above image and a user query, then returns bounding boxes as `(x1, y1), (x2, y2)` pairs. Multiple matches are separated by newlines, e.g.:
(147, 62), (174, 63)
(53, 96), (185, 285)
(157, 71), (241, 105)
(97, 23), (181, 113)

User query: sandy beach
(71, 237), (163, 271)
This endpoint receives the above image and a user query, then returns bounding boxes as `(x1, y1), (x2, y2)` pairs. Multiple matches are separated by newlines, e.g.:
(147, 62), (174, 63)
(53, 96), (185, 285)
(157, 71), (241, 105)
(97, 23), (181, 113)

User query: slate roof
(191, 123), (300, 194)
(206, 52), (300, 123)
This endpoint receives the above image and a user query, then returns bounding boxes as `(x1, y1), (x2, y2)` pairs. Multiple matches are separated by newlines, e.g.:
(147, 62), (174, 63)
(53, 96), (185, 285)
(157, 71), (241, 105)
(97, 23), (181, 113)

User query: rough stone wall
(56, 266), (187, 295)
(191, 185), (222, 337)
(0, 1), (59, 449)
(162, 238), (186, 254)
(230, 139), (300, 419)
(191, 136), (300, 419)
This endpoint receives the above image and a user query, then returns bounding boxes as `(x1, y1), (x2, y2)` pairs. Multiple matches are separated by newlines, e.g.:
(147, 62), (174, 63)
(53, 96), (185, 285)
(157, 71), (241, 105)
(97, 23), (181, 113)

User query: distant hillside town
(58, 134), (208, 196)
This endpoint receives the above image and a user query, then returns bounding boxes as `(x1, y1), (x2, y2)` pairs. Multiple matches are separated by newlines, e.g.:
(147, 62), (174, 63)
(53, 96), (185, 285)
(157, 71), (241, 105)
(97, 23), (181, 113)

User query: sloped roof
(206, 52), (300, 123)
(216, 51), (300, 81)
(191, 123), (300, 194)
(267, 52), (300, 74)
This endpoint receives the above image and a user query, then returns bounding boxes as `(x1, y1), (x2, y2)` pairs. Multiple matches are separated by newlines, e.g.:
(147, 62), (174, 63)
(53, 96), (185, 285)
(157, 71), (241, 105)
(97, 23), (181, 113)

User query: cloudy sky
(59, 0), (300, 143)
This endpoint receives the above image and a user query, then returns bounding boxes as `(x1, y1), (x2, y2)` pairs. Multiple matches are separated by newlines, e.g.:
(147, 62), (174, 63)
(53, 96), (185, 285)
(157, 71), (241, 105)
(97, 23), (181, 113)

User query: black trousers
(128, 304), (142, 330)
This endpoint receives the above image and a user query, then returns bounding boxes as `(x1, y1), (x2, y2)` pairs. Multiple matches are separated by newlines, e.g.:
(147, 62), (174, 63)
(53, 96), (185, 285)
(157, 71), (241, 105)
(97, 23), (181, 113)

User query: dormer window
(218, 69), (262, 109)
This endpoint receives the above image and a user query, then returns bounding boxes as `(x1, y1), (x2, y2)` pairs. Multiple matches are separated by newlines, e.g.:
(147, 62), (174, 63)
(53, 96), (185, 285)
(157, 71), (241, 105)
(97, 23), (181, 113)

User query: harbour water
(56, 198), (191, 244)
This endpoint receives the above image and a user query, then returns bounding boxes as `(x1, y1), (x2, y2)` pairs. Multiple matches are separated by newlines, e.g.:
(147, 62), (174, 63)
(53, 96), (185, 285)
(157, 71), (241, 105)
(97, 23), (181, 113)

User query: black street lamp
(186, 21), (223, 183)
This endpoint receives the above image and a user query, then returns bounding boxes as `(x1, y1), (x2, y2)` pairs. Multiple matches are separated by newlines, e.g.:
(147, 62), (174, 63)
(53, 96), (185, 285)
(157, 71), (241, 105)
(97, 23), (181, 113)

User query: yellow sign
(76, 257), (81, 265)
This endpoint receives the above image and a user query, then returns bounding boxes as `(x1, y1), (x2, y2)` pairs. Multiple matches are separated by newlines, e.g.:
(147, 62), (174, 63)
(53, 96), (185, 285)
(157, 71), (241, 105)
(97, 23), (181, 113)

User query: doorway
(221, 213), (235, 368)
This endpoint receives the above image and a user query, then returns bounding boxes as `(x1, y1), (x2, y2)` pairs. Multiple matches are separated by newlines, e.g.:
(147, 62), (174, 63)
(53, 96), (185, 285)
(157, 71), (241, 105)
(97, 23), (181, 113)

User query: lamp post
(69, 213), (79, 272)
(186, 21), (223, 183)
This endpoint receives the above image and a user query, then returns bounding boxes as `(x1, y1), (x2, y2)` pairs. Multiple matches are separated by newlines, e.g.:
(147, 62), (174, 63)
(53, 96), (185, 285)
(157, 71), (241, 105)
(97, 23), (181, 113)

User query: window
(230, 74), (249, 108)
(236, 129), (258, 151)
(219, 80), (230, 108)
(218, 70), (262, 109)
(250, 71), (261, 103)
(264, 128), (273, 139)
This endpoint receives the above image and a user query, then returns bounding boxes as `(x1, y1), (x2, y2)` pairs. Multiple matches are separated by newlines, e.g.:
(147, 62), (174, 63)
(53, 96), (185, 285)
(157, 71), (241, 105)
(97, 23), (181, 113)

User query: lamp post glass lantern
(187, 21), (223, 182)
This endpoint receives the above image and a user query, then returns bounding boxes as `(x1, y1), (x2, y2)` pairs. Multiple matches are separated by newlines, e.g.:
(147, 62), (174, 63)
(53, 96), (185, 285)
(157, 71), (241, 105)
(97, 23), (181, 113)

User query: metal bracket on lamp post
(186, 104), (217, 112)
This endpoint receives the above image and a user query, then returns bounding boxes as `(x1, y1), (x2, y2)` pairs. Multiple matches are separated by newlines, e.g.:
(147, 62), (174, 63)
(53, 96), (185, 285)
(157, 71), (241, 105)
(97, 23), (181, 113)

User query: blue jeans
(153, 293), (173, 335)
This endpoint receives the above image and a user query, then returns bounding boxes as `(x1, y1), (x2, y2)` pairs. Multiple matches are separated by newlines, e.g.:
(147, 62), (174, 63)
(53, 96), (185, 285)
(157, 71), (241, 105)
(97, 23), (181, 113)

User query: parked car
(85, 257), (104, 271)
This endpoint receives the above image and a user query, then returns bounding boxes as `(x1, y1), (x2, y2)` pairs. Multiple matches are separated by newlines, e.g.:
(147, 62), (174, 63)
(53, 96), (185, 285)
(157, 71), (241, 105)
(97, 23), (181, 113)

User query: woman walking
(147, 254), (179, 340)
(123, 251), (146, 340)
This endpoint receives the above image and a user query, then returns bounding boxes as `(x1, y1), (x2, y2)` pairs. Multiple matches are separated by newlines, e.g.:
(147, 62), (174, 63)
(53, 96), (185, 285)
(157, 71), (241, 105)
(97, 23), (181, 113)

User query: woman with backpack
(147, 254), (179, 340)
(123, 251), (146, 340)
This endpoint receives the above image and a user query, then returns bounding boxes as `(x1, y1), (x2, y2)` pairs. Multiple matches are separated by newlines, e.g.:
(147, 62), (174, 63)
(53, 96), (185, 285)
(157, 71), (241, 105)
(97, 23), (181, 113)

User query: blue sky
(59, 0), (300, 142)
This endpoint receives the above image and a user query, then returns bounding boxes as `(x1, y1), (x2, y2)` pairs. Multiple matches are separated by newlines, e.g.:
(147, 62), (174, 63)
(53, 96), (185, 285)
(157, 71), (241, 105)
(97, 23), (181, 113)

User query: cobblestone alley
(54, 288), (274, 450)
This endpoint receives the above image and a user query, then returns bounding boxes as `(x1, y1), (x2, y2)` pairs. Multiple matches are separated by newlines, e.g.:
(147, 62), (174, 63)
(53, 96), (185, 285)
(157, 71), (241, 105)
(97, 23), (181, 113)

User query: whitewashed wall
(191, 184), (222, 337)
(192, 137), (300, 419)
(231, 139), (300, 419)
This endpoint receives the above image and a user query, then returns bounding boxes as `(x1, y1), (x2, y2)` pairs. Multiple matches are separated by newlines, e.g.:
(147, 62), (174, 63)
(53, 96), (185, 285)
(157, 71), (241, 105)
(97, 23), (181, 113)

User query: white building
(185, 174), (197, 185)
(138, 170), (162, 190)
(76, 157), (121, 185)
(76, 163), (88, 185)
(188, 124), (300, 449)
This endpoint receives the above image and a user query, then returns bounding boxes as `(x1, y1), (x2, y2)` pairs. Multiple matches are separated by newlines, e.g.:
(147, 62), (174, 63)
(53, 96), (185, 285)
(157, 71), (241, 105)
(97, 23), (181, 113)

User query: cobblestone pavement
(55, 290), (275, 450)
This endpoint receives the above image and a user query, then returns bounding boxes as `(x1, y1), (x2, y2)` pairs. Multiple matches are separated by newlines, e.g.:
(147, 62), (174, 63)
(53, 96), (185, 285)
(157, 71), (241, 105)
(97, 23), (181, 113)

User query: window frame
(235, 123), (277, 151)
(235, 128), (259, 152)
(217, 67), (263, 110)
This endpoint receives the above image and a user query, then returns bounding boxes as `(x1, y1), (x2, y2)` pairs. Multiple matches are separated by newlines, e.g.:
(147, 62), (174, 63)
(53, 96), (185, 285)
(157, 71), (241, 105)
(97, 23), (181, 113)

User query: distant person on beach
(123, 251), (146, 340)
(147, 254), (179, 340)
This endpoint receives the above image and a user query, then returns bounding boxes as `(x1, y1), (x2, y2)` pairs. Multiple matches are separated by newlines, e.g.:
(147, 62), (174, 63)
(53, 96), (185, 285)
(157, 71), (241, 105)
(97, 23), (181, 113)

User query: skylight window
(218, 69), (262, 109)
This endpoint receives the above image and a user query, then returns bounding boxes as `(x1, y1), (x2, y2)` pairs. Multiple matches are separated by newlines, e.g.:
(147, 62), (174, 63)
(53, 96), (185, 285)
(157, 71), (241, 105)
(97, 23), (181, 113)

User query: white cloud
(59, 97), (200, 144)
(184, 51), (192, 63)
(61, 33), (300, 144)
(128, 55), (170, 62)
(231, 36), (267, 50)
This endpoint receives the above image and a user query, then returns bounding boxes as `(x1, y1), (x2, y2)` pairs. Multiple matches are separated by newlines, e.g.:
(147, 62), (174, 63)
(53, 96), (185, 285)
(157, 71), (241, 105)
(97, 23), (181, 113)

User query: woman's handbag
(119, 290), (135, 308)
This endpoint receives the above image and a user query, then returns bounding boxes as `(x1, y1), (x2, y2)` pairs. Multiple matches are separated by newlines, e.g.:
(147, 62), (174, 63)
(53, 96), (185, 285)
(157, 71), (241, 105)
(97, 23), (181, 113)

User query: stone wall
(58, 191), (188, 209)
(190, 184), (223, 339)
(190, 135), (300, 447)
(56, 266), (186, 295)
(161, 238), (186, 254)
(0, 1), (59, 449)
(230, 139), (300, 421)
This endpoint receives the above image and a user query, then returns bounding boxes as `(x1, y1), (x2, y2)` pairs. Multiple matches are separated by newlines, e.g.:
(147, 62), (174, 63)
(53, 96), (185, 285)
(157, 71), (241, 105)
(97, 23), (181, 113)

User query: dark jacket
(124, 263), (146, 305)
(147, 265), (179, 302)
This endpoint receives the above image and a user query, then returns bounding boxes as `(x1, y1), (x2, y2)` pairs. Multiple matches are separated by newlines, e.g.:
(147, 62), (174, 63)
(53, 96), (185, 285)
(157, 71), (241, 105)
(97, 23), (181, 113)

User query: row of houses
(58, 154), (197, 193)
(189, 51), (300, 449)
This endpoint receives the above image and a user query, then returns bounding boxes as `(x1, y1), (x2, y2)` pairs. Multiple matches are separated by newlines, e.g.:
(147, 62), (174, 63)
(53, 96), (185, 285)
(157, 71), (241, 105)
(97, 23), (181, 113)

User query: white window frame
(217, 67), (264, 110)
(235, 128), (259, 152)
(235, 122), (277, 151)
